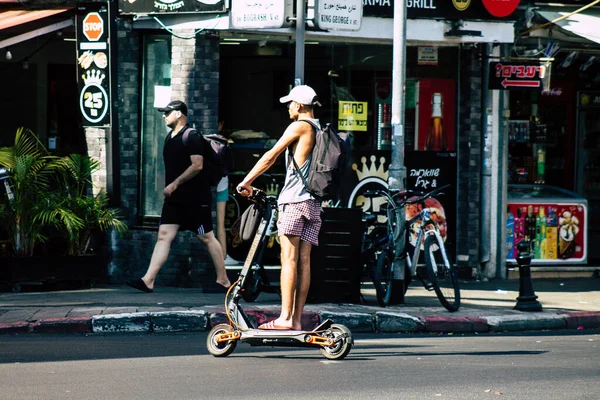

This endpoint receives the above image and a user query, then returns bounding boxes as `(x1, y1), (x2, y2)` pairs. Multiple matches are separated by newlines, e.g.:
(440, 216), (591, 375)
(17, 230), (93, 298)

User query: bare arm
(164, 155), (204, 197)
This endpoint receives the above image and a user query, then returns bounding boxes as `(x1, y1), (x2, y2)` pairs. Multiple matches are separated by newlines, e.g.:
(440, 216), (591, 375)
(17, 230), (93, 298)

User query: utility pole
(294, 0), (306, 86)
(389, 0), (408, 293)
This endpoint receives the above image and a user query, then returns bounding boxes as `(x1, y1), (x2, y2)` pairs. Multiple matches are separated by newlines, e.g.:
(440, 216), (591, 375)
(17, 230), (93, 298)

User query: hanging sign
(363, 0), (519, 20)
(482, 0), (519, 18)
(418, 46), (438, 65)
(315, 0), (363, 31)
(118, 0), (226, 14)
(488, 61), (551, 91)
(77, 3), (111, 127)
(338, 101), (368, 131)
(230, 0), (293, 29)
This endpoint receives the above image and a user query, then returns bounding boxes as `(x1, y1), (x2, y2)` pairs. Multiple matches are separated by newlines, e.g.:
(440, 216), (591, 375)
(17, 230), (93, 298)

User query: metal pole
(480, 44), (493, 277)
(390, 0), (408, 287)
(294, 0), (305, 86)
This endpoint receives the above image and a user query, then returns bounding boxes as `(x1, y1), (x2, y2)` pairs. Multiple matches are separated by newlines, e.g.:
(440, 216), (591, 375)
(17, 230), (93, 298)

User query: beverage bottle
(425, 93), (447, 151)
(545, 207), (558, 259)
(537, 148), (545, 184)
(525, 205), (536, 256)
(535, 206), (546, 259)
(514, 207), (525, 246)
(507, 208), (515, 259)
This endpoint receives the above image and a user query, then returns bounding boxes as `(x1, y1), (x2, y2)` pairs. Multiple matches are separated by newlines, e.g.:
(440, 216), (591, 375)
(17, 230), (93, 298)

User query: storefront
(107, 0), (519, 286)
(0, 4), (81, 152)
(504, 2), (600, 265)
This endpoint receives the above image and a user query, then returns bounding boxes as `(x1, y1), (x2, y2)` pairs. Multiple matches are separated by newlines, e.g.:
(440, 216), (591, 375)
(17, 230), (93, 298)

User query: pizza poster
(506, 202), (587, 263)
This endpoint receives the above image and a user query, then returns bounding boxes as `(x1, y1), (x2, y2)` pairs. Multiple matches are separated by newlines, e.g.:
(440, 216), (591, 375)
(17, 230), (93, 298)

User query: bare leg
(291, 240), (312, 330)
(142, 224), (179, 290)
(197, 230), (231, 288)
(216, 201), (227, 259)
(268, 234), (300, 330)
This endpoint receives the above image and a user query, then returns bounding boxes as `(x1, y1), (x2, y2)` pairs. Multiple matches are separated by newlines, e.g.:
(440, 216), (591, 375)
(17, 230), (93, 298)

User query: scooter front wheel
(206, 324), (238, 357)
(319, 324), (353, 360)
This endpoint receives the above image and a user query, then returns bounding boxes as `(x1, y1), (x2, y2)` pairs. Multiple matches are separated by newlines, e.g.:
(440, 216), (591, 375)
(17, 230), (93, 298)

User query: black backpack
(290, 120), (350, 201)
(181, 128), (233, 186)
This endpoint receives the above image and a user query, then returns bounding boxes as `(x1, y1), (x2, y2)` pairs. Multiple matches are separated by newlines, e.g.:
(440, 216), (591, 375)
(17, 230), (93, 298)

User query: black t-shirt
(163, 125), (210, 205)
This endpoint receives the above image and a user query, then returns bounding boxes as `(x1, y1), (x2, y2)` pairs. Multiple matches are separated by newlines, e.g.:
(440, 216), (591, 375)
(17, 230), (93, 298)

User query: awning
(536, 9), (600, 46)
(0, 9), (71, 31)
(0, 9), (73, 49)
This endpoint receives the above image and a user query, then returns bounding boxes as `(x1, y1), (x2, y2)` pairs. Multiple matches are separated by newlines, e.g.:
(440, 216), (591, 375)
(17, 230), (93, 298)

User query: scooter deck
(240, 318), (334, 335)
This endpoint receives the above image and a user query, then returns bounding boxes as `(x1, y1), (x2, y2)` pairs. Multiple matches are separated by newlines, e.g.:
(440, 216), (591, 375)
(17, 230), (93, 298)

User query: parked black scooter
(206, 189), (353, 360)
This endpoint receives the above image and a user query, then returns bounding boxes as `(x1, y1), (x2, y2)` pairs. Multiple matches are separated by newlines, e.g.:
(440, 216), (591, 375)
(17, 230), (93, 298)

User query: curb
(2, 310), (599, 335)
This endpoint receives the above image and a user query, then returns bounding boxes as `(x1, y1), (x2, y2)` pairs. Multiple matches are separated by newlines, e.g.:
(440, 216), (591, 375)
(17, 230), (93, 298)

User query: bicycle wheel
(374, 249), (393, 307)
(423, 234), (460, 312)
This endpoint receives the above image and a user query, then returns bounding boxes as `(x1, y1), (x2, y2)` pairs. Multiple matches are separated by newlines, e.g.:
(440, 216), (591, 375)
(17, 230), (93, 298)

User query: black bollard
(514, 240), (542, 311)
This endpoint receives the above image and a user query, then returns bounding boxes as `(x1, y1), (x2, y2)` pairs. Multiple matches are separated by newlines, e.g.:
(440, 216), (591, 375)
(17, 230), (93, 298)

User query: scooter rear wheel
(206, 324), (238, 357)
(319, 324), (352, 360)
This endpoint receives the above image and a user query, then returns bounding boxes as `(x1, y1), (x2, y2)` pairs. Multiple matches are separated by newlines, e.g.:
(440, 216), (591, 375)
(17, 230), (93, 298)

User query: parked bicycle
(360, 184), (461, 312)
(358, 206), (392, 306)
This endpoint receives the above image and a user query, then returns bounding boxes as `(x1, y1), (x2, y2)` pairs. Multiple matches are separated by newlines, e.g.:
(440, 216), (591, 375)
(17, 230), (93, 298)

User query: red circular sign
(482, 0), (519, 18)
(83, 12), (104, 41)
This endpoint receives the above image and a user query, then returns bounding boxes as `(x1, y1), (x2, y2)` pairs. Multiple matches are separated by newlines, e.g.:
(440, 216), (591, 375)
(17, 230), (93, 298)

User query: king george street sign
(315, 0), (363, 31)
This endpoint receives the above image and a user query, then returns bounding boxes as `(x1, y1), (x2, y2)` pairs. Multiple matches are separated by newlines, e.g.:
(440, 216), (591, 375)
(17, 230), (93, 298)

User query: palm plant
(37, 154), (127, 256)
(0, 128), (81, 256)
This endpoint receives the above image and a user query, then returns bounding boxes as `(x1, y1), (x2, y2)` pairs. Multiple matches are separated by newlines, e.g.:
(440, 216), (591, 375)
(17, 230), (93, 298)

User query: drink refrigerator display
(373, 78), (454, 151)
(575, 91), (600, 261)
(506, 184), (588, 265)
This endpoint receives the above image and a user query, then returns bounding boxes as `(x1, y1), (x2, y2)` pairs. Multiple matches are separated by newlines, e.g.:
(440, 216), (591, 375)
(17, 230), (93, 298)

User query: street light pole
(390, 0), (408, 287)
(294, 0), (306, 86)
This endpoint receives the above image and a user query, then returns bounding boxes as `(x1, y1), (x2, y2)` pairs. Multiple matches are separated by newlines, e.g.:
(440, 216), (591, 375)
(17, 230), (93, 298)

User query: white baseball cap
(279, 85), (322, 107)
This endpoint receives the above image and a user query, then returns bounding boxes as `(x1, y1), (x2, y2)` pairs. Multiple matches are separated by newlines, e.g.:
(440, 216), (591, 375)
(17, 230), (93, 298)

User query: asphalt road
(0, 332), (598, 400)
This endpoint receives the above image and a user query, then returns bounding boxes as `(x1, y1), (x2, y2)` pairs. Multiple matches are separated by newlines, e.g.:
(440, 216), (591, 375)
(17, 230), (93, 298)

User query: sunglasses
(164, 110), (175, 117)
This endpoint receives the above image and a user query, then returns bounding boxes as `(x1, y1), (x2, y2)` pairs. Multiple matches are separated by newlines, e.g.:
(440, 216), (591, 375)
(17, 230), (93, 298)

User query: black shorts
(160, 201), (213, 235)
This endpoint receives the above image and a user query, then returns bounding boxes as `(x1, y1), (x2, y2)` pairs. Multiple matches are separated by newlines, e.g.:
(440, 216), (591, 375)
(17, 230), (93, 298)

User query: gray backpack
(290, 120), (350, 201)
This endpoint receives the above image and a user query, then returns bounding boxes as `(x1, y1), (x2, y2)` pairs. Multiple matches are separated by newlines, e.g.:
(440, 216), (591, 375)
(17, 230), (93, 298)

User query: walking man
(237, 85), (322, 330)
(127, 100), (231, 293)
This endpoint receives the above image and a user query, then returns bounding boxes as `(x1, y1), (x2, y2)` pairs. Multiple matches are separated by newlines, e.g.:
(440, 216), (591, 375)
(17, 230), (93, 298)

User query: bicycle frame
(403, 208), (450, 278)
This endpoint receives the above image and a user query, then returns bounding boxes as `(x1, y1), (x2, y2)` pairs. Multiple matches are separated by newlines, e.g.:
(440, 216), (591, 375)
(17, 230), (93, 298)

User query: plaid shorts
(277, 199), (322, 246)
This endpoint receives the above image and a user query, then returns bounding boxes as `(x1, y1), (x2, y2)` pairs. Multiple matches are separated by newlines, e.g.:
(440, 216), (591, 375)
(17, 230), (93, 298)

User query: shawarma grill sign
(118, 0), (226, 14)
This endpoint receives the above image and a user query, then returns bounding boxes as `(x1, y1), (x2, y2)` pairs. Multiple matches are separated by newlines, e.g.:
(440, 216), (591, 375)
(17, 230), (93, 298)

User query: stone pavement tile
(67, 307), (107, 317)
(561, 312), (600, 330)
(31, 307), (74, 320)
(320, 310), (374, 333)
(138, 306), (189, 313)
(29, 317), (92, 334)
(0, 309), (39, 323)
(150, 310), (208, 333)
(92, 312), (150, 333)
(100, 307), (138, 315)
(484, 313), (566, 332)
(421, 316), (488, 333)
(375, 311), (422, 333)
(0, 321), (30, 333)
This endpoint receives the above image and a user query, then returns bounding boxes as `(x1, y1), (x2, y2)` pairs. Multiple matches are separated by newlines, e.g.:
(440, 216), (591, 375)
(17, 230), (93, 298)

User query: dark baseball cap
(158, 100), (188, 116)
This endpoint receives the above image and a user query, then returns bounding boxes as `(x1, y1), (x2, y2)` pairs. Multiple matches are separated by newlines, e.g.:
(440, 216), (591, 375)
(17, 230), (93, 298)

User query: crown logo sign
(82, 70), (105, 85)
(265, 182), (279, 196)
(352, 155), (389, 182)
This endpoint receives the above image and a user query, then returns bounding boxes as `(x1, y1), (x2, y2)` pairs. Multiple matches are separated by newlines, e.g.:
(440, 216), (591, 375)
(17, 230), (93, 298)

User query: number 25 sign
(80, 70), (109, 124)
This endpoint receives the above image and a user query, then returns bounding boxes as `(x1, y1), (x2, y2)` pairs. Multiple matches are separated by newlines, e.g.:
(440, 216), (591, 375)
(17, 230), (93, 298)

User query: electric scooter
(206, 189), (353, 360)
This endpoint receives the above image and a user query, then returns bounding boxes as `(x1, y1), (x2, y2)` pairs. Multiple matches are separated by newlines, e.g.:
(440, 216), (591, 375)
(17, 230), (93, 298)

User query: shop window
(140, 35), (172, 218)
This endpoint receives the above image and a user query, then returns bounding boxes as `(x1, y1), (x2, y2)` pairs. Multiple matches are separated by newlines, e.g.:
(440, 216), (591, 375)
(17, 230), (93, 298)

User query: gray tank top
(277, 118), (320, 206)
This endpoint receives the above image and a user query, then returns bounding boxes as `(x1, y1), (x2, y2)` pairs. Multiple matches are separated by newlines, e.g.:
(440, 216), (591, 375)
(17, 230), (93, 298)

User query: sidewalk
(0, 277), (598, 335)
